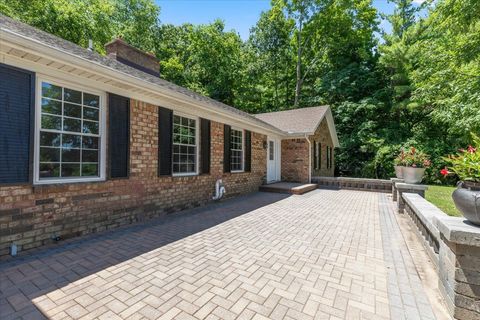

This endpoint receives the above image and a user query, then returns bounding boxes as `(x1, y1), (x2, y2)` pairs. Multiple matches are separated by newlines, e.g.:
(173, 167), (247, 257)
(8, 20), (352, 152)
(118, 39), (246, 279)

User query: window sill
(230, 170), (245, 174)
(34, 177), (106, 186)
(172, 173), (198, 178)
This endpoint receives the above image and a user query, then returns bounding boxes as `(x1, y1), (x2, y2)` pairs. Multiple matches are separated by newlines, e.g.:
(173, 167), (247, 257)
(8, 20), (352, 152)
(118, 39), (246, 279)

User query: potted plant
(393, 148), (406, 178)
(402, 147), (431, 184)
(441, 135), (480, 225)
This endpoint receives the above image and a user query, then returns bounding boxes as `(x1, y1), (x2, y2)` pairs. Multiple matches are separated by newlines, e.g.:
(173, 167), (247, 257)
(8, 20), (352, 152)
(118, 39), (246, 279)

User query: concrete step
(259, 183), (318, 195)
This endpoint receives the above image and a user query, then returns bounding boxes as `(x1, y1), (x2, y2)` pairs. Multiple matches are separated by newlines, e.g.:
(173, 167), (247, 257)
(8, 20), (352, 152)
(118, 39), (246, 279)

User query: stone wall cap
(403, 193), (443, 240)
(313, 176), (392, 184)
(435, 216), (480, 247)
(396, 183), (428, 191)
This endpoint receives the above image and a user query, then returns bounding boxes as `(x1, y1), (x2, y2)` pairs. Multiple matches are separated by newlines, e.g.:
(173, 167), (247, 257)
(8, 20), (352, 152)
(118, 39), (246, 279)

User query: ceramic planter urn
(394, 166), (404, 179)
(453, 182), (480, 226)
(403, 167), (425, 184)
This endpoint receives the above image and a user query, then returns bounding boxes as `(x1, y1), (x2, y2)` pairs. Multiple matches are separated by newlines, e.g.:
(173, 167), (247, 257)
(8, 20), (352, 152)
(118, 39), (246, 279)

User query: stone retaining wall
(403, 193), (442, 266)
(402, 193), (480, 320)
(312, 176), (392, 193)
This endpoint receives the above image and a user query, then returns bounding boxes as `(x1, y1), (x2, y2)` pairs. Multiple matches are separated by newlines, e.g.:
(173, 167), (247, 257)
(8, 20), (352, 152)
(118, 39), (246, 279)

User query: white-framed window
(230, 128), (244, 172)
(34, 78), (106, 184)
(172, 113), (198, 175)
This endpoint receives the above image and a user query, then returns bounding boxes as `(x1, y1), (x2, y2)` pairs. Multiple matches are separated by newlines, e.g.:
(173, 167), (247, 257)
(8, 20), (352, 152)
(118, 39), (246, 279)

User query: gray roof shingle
(255, 106), (329, 134)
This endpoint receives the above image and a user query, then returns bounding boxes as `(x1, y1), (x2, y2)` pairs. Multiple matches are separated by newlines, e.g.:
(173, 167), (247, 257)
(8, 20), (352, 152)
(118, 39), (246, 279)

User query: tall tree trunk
(285, 64), (290, 106)
(294, 19), (303, 108)
(274, 56), (279, 108)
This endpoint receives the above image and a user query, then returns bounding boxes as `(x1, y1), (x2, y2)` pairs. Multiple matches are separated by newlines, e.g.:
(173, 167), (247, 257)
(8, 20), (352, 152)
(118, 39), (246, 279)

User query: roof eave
(325, 108), (340, 147)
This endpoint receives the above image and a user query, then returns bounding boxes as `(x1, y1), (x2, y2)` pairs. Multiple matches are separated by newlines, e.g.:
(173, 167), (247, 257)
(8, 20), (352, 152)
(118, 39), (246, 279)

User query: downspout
(305, 134), (311, 183)
(212, 179), (226, 200)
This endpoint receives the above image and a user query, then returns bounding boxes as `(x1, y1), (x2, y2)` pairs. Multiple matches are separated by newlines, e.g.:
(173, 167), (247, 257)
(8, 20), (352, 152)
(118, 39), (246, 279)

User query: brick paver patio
(0, 189), (439, 319)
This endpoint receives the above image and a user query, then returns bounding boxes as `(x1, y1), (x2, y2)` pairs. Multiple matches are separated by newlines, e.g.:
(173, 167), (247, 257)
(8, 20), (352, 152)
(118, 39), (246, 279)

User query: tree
(0, 0), (161, 53)
(3, 0), (478, 183)
(111, 0), (161, 52)
(156, 20), (244, 106)
(283, 0), (333, 107)
(242, 0), (295, 112)
(409, 0), (480, 138)
(383, 0), (426, 39)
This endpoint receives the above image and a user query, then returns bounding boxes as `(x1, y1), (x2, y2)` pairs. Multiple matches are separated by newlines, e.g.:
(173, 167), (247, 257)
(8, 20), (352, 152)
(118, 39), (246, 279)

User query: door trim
(267, 137), (281, 183)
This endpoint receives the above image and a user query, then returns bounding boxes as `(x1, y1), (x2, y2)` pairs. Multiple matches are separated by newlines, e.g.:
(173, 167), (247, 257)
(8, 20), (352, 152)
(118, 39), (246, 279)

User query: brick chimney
(105, 38), (159, 77)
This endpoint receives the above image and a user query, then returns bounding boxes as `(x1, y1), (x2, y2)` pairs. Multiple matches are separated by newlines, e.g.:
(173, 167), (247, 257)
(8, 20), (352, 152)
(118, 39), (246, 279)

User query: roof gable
(255, 106), (328, 133)
(255, 106), (339, 147)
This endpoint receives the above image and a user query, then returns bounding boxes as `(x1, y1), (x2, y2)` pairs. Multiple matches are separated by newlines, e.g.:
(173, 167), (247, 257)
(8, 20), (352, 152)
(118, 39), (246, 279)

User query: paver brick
(0, 190), (441, 319)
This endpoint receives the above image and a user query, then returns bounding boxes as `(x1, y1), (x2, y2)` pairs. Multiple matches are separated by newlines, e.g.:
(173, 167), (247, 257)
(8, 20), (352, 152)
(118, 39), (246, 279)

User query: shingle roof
(0, 14), (282, 133)
(255, 106), (329, 134)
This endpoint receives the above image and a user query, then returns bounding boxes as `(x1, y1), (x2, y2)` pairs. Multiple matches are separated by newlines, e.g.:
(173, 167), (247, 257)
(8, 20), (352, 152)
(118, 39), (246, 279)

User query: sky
(155, 0), (402, 40)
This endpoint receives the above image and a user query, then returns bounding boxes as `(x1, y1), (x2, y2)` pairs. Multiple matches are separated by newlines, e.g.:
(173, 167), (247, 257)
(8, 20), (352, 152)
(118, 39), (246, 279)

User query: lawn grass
(425, 185), (461, 217)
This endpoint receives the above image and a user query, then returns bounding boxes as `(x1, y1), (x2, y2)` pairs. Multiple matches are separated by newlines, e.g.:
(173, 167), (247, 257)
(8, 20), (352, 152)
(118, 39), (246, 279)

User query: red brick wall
(310, 118), (335, 177)
(280, 118), (336, 182)
(0, 99), (267, 256)
(281, 138), (310, 183)
(105, 39), (160, 76)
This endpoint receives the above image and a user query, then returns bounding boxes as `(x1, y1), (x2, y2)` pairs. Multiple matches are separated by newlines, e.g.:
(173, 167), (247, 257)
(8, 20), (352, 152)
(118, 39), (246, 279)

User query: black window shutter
(319, 143), (322, 169)
(327, 146), (331, 169)
(0, 64), (34, 184)
(245, 130), (252, 172)
(313, 140), (317, 170)
(330, 147), (332, 169)
(200, 118), (211, 174)
(330, 147), (333, 169)
(108, 93), (130, 178)
(326, 146), (329, 169)
(223, 124), (231, 173)
(158, 107), (173, 176)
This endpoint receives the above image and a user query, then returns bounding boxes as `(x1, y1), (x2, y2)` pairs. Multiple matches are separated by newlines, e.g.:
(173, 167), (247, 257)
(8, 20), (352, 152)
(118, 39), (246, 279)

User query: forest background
(2, 0), (478, 184)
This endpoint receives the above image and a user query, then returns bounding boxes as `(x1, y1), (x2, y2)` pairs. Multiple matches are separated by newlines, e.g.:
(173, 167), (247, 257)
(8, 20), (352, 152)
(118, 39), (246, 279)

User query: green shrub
(373, 145), (401, 179)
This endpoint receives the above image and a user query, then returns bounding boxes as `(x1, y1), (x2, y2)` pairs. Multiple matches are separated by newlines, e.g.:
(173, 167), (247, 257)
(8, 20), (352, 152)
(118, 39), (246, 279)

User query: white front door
(267, 138), (280, 183)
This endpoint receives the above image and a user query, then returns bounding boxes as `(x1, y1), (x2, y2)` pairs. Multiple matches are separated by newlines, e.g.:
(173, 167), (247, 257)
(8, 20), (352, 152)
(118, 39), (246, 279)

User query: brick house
(0, 15), (338, 256)
(256, 107), (339, 183)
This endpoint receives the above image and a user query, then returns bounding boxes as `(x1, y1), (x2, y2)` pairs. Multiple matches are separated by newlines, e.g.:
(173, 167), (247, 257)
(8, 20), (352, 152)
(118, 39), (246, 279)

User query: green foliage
(393, 148), (406, 166)
(240, 1), (295, 112)
(332, 99), (387, 177)
(0, 0), (115, 52)
(156, 20), (243, 106)
(112, 0), (160, 52)
(408, 0), (480, 138)
(0, 0), (16, 18)
(1, 0), (478, 184)
(338, 0), (479, 182)
(382, 0), (426, 39)
(0, 0), (160, 53)
(374, 144), (401, 179)
(402, 147), (431, 168)
(444, 134), (480, 182)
